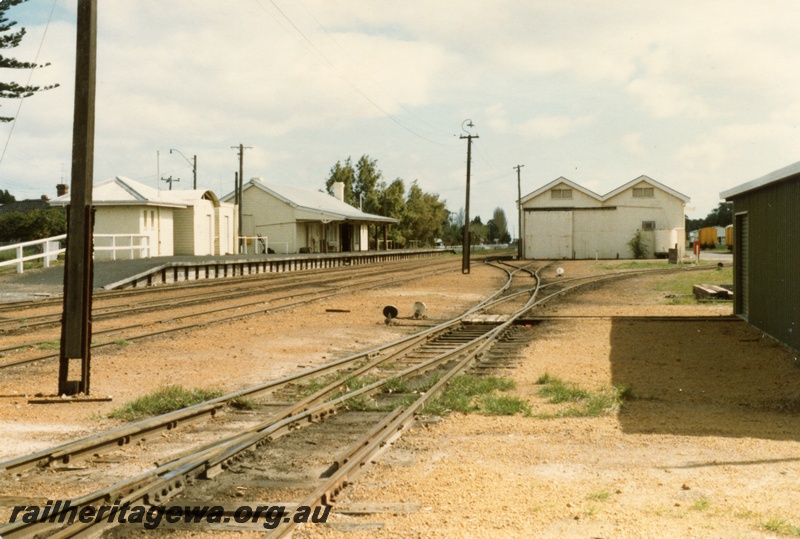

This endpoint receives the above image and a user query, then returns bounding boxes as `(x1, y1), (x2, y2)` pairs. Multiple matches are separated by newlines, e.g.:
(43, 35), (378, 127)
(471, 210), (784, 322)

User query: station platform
(0, 249), (450, 302)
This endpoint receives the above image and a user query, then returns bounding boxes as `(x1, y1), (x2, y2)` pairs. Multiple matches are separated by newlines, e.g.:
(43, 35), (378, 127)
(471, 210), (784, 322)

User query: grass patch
(762, 517), (800, 536)
(114, 339), (130, 347)
(422, 375), (526, 416)
(654, 267), (733, 298)
(229, 396), (256, 410)
(587, 490), (611, 501)
(535, 375), (626, 418)
(36, 340), (60, 350)
(691, 497), (709, 511)
(108, 385), (224, 421)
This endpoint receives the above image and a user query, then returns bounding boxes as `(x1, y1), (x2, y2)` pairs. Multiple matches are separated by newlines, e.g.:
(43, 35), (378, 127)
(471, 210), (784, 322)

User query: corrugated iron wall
(730, 175), (800, 351)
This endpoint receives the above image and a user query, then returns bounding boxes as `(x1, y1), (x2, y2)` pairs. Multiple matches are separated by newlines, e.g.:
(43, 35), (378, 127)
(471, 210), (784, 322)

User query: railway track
(0, 260), (728, 537)
(0, 257), (469, 370)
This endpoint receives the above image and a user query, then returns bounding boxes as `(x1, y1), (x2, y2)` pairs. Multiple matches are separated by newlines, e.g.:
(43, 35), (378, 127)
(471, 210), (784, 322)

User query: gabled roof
(519, 176), (602, 204)
(603, 175), (690, 203)
(225, 178), (397, 224)
(521, 175), (690, 204)
(49, 176), (188, 208)
(720, 159), (800, 199)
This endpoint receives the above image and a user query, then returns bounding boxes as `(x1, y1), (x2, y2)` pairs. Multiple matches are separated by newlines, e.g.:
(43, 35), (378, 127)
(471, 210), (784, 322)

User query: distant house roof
(521, 175), (690, 204)
(49, 176), (188, 208)
(720, 159), (800, 199)
(225, 178), (397, 224)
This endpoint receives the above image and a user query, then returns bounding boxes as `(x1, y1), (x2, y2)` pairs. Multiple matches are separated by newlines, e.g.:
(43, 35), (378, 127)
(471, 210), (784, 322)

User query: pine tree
(0, 0), (59, 122)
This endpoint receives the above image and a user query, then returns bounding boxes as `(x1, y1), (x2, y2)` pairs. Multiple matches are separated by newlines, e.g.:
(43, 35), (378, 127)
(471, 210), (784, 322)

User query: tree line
(685, 202), (732, 231)
(324, 155), (510, 248)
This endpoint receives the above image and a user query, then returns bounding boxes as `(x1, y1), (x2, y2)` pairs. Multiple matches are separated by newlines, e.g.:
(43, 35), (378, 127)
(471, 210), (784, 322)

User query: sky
(2, 1), (800, 235)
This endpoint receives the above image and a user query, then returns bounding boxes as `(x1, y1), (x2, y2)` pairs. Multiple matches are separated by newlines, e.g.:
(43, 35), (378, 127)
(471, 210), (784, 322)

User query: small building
(168, 190), (235, 256)
(520, 175), (689, 259)
(49, 176), (235, 259)
(721, 161), (800, 351)
(224, 178), (396, 254)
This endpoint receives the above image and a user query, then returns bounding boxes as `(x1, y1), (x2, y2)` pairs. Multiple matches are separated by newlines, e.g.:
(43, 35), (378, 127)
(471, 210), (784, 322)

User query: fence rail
(0, 233), (151, 273)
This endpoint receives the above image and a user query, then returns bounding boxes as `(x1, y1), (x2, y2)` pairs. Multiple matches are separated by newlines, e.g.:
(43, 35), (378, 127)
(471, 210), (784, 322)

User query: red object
(693, 241), (701, 255)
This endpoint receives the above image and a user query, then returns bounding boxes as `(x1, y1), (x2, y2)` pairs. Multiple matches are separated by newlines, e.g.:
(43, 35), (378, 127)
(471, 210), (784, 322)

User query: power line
(252, 0), (453, 147)
(0, 0), (59, 165)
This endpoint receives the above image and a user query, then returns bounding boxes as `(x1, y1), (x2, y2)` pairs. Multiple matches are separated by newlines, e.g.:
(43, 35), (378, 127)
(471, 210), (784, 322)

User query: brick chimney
(56, 184), (68, 197)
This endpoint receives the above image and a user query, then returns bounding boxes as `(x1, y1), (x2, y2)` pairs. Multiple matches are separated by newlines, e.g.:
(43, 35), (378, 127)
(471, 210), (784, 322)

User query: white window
(143, 210), (148, 229)
(642, 221), (656, 231)
(633, 187), (654, 198)
(551, 188), (573, 199)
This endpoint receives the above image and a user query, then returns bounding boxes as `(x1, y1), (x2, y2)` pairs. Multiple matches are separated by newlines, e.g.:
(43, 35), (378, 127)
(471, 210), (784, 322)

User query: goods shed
(721, 161), (800, 351)
(520, 175), (689, 260)
(225, 178), (397, 254)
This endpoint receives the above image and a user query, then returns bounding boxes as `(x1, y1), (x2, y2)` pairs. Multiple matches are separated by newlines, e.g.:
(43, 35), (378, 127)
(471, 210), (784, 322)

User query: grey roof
(225, 179), (397, 224)
(520, 175), (690, 204)
(720, 159), (800, 199)
(49, 176), (188, 208)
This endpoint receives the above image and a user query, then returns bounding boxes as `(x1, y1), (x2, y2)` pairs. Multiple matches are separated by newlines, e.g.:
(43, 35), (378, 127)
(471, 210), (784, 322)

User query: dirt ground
(3, 259), (800, 538)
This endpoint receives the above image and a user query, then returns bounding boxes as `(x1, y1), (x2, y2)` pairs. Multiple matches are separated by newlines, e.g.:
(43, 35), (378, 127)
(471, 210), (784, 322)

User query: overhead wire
(252, 0), (454, 147)
(0, 0), (59, 167)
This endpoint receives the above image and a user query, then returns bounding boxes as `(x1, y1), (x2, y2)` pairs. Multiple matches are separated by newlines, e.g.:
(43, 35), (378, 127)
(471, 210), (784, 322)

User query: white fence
(0, 233), (150, 273)
(0, 234), (67, 273)
(238, 235), (290, 255)
(93, 234), (150, 261)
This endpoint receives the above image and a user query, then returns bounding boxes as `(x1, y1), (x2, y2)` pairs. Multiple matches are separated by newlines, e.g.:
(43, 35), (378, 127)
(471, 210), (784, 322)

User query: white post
(129, 234), (134, 259)
(16, 245), (23, 273)
(111, 235), (117, 261)
(44, 241), (51, 268)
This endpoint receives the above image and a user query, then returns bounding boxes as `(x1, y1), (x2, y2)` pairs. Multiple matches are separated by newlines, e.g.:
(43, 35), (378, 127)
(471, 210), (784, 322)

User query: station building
(49, 176), (235, 259)
(225, 178), (397, 254)
(520, 175), (689, 260)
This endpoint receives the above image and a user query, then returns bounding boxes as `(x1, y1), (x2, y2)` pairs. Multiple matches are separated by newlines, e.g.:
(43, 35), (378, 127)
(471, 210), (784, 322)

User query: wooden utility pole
(59, 0), (97, 396)
(161, 175), (179, 190)
(232, 144), (252, 239)
(460, 121), (478, 274)
(514, 164), (524, 260)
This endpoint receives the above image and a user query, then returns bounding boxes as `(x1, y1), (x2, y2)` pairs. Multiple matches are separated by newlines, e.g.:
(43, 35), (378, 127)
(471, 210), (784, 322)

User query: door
(735, 213), (749, 318)
(525, 211), (572, 259)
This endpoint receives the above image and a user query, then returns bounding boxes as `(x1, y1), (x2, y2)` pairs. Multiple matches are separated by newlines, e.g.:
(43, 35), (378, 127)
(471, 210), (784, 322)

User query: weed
(114, 339), (130, 347)
(537, 378), (589, 403)
(479, 394), (531, 416)
(761, 517), (800, 536)
(423, 375), (521, 416)
(36, 340), (60, 350)
(691, 497), (709, 511)
(108, 385), (223, 421)
(229, 397), (256, 410)
(536, 372), (553, 385)
(536, 375), (626, 418)
(587, 491), (611, 501)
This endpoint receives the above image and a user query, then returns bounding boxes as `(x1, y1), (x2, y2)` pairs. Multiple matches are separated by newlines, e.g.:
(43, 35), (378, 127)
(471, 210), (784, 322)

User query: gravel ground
(3, 259), (799, 538)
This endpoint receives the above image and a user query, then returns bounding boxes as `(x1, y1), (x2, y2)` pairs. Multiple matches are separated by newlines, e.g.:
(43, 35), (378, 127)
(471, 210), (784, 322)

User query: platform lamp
(170, 149), (197, 189)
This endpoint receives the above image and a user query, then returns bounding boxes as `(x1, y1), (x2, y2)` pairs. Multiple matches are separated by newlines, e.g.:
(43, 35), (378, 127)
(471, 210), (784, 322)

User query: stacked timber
(692, 284), (733, 300)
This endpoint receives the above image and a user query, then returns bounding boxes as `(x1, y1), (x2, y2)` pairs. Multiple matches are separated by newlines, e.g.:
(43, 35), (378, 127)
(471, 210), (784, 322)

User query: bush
(628, 230), (648, 259)
(0, 208), (66, 243)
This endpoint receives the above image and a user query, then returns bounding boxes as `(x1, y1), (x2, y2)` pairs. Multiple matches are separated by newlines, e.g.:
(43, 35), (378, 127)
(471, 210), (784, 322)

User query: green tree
(487, 207), (510, 244)
(401, 180), (448, 246)
(0, 188), (15, 204)
(378, 178), (406, 246)
(0, 208), (66, 242)
(354, 155), (382, 214)
(0, 0), (59, 122)
(324, 157), (356, 205)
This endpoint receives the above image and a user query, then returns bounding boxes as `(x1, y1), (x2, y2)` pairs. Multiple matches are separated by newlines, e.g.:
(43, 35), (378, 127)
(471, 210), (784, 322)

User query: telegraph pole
(59, 0), (97, 396)
(232, 144), (252, 239)
(460, 120), (478, 274)
(161, 175), (179, 190)
(514, 164), (524, 260)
